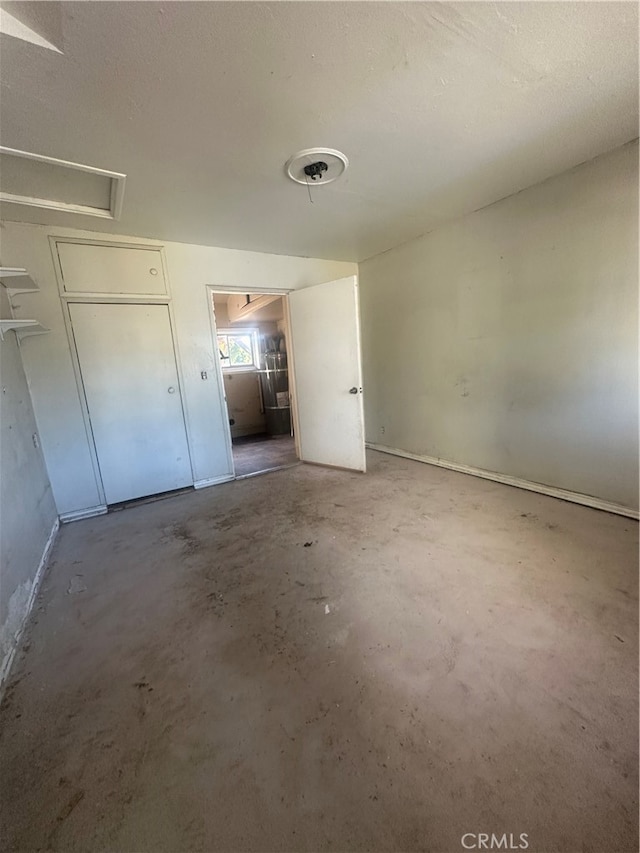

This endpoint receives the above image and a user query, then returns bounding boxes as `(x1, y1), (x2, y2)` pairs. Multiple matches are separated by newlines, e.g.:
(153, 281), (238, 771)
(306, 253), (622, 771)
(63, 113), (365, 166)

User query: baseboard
(366, 443), (639, 520)
(0, 517), (59, 694)
(194, 474), (234, 490)
(59, 505), (108, 523)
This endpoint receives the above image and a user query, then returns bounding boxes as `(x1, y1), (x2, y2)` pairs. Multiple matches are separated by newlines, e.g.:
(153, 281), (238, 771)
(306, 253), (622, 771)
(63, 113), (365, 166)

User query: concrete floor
(232, 434), (298, 478)
(0, 451), (637, 852)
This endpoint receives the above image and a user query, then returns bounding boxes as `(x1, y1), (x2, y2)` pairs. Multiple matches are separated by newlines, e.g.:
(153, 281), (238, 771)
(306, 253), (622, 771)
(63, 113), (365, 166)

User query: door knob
(349, 387), (358, 394)
(168, 386), (176, 394)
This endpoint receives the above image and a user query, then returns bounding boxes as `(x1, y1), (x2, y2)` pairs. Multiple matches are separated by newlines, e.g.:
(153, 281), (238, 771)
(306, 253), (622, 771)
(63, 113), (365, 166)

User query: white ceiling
(0, 2), (637, 262)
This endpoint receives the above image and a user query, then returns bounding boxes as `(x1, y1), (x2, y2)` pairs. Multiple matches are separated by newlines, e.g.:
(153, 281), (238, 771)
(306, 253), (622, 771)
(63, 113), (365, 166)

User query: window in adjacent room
(217, 328), (259, 370)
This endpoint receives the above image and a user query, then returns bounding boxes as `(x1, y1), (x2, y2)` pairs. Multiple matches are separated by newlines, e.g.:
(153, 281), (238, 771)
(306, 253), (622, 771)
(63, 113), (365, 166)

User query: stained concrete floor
(232, 434), (298, 478)
(1, 451), (637, 853)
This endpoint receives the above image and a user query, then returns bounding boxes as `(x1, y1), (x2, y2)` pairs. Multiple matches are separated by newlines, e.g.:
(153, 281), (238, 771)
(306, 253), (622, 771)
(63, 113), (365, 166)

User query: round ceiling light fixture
(285, 147), (349, 186)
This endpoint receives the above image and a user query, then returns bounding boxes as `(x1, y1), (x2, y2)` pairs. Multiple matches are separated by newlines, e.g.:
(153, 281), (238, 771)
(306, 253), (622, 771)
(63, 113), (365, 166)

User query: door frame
(206, 285), (298, 479)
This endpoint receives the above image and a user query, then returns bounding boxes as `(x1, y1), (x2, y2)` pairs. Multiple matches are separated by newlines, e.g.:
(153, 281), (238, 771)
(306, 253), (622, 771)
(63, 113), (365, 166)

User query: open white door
(288, 275), (366, 472)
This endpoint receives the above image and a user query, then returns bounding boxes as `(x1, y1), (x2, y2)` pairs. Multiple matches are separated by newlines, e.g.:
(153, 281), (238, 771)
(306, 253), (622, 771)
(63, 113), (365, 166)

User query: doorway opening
(211, 291), (298, 479)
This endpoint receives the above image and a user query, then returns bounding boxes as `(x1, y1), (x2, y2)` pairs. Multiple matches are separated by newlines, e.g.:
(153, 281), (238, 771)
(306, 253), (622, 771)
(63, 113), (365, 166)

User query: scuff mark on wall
(0, 581), (32, 682)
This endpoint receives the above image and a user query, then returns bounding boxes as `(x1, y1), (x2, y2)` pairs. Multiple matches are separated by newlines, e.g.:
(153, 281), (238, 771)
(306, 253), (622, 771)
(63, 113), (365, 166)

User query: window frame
(217, 326), (260, 372)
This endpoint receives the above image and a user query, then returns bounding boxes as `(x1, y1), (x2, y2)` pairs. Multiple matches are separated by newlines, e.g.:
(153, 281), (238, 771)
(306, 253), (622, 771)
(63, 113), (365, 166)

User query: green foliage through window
(218, 331), (255, 368)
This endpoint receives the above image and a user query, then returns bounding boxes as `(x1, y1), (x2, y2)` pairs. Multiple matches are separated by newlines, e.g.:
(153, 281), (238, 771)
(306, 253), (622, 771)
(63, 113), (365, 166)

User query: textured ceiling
(0, 2), (637, 262)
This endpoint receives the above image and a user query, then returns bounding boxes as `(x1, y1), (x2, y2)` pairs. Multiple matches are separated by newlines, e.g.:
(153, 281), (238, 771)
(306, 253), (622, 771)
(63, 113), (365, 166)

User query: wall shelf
(0, 267), (39, 295)
(0, 320), (49, 341)
(0, 266), (47, 340)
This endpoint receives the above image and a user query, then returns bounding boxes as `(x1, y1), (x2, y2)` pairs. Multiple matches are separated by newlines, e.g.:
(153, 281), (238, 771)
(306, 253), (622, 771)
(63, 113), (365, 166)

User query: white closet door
(69, 302), (192, 504)
(288, 275), (366, 472)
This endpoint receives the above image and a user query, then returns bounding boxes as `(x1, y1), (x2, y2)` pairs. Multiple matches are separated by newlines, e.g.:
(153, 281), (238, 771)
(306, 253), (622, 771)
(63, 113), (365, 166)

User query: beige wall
(0, 289), (58, 682)
(360, 142), (639, 510)
(212, 299), (231, 327)
(222, 372), (265, 438)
